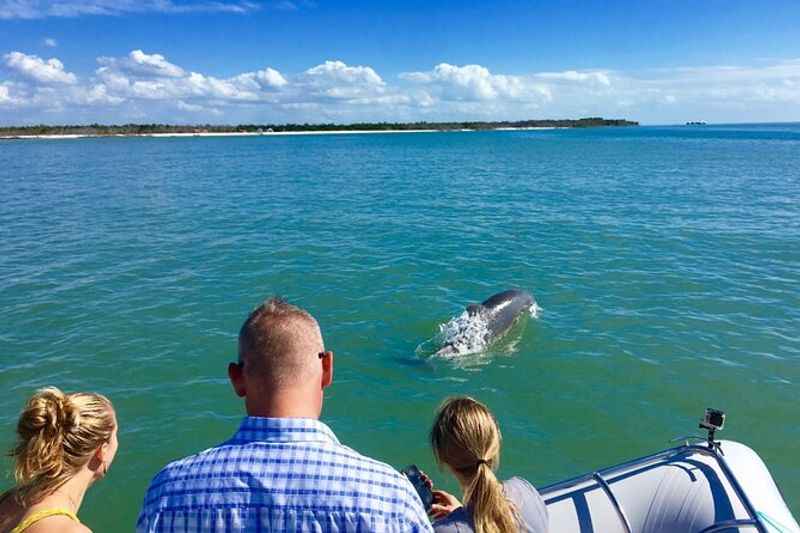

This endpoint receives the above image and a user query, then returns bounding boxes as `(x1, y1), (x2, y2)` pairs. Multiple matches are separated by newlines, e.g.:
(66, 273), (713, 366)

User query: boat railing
(698, 519), (761, 532)
(591, 471), (632, 533)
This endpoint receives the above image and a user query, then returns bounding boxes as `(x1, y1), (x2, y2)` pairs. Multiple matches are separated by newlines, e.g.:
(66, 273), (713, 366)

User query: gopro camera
(700, 408), (725, 431)
(401, 464), (433, 511)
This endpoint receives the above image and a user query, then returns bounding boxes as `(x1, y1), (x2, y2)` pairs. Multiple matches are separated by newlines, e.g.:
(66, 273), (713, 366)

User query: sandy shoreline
(0, 127), (558, 140)
(0, 129), (437, 140)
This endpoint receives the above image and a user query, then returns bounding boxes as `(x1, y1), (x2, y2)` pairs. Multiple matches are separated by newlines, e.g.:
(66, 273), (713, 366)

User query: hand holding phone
(430, 489), (462, 520)
(400, 464), (434, 511)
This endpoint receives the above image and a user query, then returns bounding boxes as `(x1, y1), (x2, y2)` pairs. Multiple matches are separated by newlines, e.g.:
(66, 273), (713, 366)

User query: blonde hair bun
(21, 387), (80, 437)
(6, 386), (115, 506)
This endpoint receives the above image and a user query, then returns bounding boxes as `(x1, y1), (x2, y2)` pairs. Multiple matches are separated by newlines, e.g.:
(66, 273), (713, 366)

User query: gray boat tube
(540, 439), (799, 533)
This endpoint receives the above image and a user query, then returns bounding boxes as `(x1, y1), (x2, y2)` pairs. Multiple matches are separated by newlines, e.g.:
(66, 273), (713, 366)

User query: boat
(540, 410), (800, 532)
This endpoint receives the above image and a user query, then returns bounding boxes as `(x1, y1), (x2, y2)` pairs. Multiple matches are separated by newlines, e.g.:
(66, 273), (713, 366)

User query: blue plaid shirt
(137, 417), (433, 532)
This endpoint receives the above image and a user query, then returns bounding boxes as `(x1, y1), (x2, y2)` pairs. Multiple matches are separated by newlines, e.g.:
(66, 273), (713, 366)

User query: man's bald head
(238, 298), (324, 389)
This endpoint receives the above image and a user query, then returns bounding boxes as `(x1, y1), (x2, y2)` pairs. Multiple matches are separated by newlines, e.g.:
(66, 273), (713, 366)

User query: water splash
(428, 301), (541, 358)
(436, 310), (492, 357)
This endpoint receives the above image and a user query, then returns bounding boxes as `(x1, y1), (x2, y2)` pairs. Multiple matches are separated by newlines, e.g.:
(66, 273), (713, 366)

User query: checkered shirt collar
(231, 416), (341, 445)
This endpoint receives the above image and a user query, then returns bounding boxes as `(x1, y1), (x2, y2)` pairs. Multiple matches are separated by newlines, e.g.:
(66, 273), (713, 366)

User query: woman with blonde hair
(0, 387), (118, 533)
(427, 396), (548, 533)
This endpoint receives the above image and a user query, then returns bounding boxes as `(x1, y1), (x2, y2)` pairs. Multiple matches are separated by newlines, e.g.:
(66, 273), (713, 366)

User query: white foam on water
(422, 301), (540, 360)
(436, 310), (492, 357)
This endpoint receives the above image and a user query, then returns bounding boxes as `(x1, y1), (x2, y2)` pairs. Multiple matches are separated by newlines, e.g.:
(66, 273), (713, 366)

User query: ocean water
(1, 124), (799, 529)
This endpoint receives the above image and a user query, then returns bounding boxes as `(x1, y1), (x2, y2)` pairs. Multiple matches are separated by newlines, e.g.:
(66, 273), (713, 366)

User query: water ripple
(1, 127), (799, 527)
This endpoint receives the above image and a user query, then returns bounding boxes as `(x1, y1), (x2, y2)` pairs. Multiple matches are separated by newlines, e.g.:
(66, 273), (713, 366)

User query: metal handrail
(670, 434), (708, 446)
(540, 444), (690, 495)
(706, 443), (768, 533)
(698, 519), (761, 532)
(592, 472), (632, 533)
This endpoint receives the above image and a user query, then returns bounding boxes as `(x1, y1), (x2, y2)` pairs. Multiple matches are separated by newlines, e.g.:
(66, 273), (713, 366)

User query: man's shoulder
(334, 443), (404, 476)
(144, 438), (413, 493)
(160, 445), (222, 473)
(138, 435), (433, 532)
(144, 441), (233, 492)
(333, 442), (421, 487)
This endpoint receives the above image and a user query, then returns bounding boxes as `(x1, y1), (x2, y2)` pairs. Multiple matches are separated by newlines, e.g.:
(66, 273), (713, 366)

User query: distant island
(686, 121), (708, 126)
(0, 117), (637, 138)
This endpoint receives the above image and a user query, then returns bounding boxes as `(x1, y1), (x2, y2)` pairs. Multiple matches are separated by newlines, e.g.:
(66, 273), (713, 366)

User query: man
(137, 298), (432, 532)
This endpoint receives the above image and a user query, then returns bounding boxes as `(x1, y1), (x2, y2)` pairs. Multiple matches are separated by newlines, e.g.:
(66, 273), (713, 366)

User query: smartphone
(401, 464), (433, 511)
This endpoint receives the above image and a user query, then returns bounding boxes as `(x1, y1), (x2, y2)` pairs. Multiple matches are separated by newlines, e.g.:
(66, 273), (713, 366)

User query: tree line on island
(0, 117), (637, 137)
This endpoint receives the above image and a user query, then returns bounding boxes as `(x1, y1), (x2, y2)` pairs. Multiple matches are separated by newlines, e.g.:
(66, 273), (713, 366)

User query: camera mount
(699, 408), (726, 453)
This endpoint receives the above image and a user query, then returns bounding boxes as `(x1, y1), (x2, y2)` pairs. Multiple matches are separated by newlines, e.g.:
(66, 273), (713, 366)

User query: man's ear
(320, 351), (333, 389)
(228, 362), (247, 398)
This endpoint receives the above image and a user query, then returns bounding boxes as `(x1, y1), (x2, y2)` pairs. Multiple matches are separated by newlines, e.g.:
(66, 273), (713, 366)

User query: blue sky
(1, 0), (800, 124)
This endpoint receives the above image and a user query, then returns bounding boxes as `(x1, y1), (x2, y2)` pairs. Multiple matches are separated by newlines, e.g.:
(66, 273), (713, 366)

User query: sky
(1, 0), (800, 125)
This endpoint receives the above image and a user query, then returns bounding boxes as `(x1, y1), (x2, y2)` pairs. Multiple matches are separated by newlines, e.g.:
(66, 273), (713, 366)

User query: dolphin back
(435, 289), (535, 357)
(479, 289), (534, 338)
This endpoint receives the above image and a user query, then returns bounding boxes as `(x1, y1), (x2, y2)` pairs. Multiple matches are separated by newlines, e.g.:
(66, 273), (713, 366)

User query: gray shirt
(432, 477), (548, 533)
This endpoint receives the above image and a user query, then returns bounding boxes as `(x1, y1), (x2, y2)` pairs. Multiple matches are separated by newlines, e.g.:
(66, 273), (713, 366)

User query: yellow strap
(10, 508), (80, 533)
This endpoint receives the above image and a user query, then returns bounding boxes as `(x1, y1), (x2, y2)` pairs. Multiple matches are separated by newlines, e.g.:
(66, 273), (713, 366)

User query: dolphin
(436, 289), (535, 356)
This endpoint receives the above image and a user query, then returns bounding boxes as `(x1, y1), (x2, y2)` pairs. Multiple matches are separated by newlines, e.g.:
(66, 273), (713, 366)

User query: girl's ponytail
(431, 396), (520, 533)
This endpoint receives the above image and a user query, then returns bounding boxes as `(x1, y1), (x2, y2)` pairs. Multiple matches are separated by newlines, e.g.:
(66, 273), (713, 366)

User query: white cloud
(617, 59), (800, 110)
(43, 37), (58, 47)
(4, 52), (800, 124)
(400, 63), (551, 103)
(176, 100), (221, 115)
(176, 100), (204, 112)
(0, 79), (125, 110)
(185, 71), (258, 100)
(73, 83), (124, 105)
(281, 102), (320, 111)
(536, 70), (611, 87)
(94, 51), (288, 102)
(4, 51), (77, 84)
(129, 50), (184, 77)
(399, 59), (800, 122)
(342, 93), (411, 106)
(231, 67), (288, 91)
(0, 0), (260, 19)
(98, 50), (185, 78)
(304, 60), (384, 86)
(96, 50), (288, 101)
(273, 1), (300, 11)
(288, 60), (392, 103)
(0, 83), (12, 104)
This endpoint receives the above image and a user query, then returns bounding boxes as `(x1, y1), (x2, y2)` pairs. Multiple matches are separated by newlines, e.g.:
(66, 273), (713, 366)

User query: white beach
(0, 127), (564, 141)
(0, 129), (441, 140)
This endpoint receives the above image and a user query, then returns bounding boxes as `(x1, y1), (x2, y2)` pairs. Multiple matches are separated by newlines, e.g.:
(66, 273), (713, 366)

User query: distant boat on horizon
(686, 121), (708, 126)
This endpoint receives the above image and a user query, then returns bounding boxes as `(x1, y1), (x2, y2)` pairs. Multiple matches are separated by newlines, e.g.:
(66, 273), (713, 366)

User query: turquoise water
(1, 125), (799, 529)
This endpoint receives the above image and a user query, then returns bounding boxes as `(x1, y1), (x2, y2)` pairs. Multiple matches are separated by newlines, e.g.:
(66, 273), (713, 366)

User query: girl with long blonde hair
(427, 396), (548, 533)
(0, 387), (118, 533)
